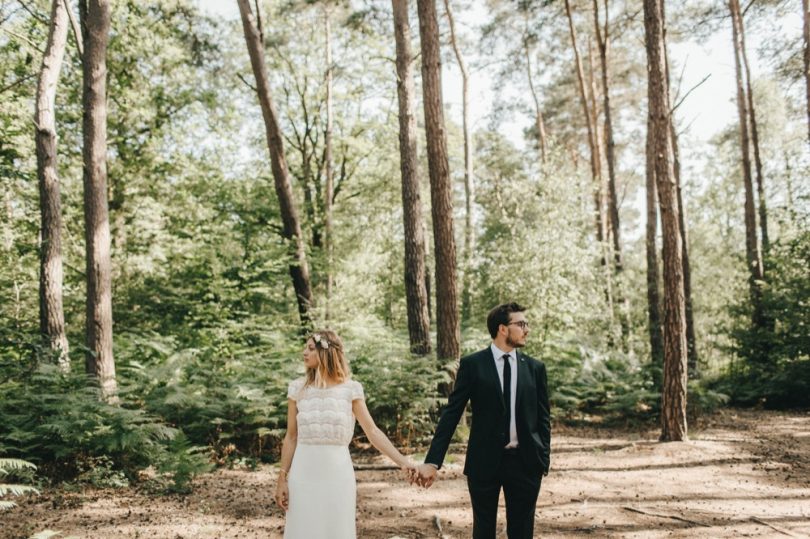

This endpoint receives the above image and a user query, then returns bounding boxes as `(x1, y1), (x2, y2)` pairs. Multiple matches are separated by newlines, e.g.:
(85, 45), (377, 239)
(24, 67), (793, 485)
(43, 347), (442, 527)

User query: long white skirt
(284, 443), (356, 539)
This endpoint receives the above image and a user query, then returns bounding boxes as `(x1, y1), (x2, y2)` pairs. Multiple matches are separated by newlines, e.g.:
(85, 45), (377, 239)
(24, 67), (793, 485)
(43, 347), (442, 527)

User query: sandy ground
(2, 408), (809, 538)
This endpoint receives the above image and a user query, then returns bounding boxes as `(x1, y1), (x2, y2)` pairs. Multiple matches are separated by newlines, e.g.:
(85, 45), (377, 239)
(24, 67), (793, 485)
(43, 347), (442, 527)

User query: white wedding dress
(284, 378), (365, 539)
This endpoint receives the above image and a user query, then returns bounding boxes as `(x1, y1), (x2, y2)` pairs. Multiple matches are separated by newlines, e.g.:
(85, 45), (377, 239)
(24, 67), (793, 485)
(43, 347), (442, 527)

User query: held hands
(408, 463), (438, 488)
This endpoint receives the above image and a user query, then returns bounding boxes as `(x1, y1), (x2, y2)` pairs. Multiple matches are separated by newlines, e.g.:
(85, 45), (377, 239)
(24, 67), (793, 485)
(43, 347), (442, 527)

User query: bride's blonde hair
(305, 329), (350, 388)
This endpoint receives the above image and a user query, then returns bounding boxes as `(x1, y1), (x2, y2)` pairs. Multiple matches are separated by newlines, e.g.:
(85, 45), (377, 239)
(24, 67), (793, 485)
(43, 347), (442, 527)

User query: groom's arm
(424, 355), (474, 469)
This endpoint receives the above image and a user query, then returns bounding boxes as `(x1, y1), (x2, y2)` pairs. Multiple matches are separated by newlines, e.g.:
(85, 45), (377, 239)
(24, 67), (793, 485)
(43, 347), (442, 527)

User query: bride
(274, 329), (416, 538)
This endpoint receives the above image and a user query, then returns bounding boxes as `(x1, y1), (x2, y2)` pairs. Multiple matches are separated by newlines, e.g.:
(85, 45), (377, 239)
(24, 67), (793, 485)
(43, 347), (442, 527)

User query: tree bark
(592, 0), (622, 273)
(392, 0), (431, 355)
(729, 0), (765, 328)
(645, 117), (664, 391)
(237, 0), (314, 327)
(662, 32), (698, 379)
(324, 5), (334, 320)
(644, 0), (687, 441)
(522, 14), (547, 163)
(36, 0), (70, 371)
(737, 7), (769, 255)
(416, 0), (460, 363)
(565, 0), (605, 250)
(442, 0), (474, 323)
(80, 0), (117, 401)
(802, 0), (810, 144)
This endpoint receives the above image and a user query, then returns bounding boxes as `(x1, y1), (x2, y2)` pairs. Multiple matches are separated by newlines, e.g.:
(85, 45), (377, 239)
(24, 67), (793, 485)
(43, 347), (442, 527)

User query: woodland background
(0, 0), (808, 505)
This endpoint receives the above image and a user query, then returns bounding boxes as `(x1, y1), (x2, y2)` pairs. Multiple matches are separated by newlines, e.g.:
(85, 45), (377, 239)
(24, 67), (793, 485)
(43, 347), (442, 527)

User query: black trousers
(467, 450), (542, 539)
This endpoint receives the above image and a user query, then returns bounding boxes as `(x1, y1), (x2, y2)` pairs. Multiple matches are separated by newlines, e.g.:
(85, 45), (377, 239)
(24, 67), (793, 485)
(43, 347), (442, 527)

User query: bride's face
(303, 339), (320, 369)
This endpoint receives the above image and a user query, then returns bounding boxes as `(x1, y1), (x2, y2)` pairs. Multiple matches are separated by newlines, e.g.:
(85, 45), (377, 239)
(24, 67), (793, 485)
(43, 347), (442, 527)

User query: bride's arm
(353, 399), (413, 469)
(275, 399), (298, 511)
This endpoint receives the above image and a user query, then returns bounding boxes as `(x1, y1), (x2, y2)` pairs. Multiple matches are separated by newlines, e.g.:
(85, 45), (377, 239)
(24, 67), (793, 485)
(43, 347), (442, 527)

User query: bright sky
(198, 0), (790, 158)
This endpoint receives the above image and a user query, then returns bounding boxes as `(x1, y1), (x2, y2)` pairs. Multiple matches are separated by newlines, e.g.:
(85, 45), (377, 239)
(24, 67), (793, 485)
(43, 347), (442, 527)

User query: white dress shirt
(491, 343), (519, 448)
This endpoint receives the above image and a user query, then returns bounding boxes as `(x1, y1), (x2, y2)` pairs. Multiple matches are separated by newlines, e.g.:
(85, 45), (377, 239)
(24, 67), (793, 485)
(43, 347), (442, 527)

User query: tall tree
(442, 0), (474, 323)
(392, 0), (431, 355)
(644, 0), (688, 441)
(736, 4), (768, 255)
(79, 0), (117, 400)
(592, 0), (622, 274)
(564, 0), (605, 249)
(323, 4), (334, 319)
(645, 120), (664, 390)
(237, 0), (314, 327)
(662, 28), (698, 378)
(36, 0), (70, 371)
(522, 24), (548, 164)
(802, 0), (810, 144)
(729, 0), (765, 328)
(416, 0), (460, 363)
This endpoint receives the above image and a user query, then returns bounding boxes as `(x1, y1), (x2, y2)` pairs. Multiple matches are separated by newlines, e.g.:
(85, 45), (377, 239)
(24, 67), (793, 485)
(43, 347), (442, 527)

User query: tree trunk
(324, 5), (334, 320)
(442, 0), (474, 324)
(80, 0), (117, 401)
(565, 0), (604, 250)
(662, 34), (699, 379)
(237, 0), (314, 327)
(645, 117), (664, 391)
(644, 0), (687, 442)
(392, 0), (431, 355)
(802, 0), (810, 144)
(36, 0), (70, 371)
(729, 0), (765, 328)
(737, 8), (769, 256)
(592, 0), (622, 273)
(416, 0), (460, 363)
(522, 14), (547, 163)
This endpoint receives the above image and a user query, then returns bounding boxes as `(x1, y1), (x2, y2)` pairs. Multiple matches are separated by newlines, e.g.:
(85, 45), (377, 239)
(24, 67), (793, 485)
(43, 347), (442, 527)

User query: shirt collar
(491, 343), (516, 362)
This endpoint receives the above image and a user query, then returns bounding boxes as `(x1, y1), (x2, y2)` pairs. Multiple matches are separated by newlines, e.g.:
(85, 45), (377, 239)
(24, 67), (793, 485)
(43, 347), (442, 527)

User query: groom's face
(504, 312), (529, 348)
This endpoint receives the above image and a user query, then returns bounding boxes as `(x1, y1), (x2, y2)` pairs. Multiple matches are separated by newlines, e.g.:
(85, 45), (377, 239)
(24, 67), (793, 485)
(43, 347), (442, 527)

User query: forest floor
(2, 408), (810, 539)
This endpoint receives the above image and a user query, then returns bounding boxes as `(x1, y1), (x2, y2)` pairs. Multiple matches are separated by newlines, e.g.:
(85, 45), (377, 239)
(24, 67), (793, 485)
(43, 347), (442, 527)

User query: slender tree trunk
(662, 33), (699, 379)
(645, 118), (664, 391)
(522, 15), (547, 163)
(592, 0), (622, 272)
(644, 0), (687, 442)
(729, 0), (765, 329)
(737, 9), (769, 255)
(36, 0), (70, 371)
(392, 0), (431, 355)
(802, 0), (810, 144)
(323, 5), (334, 320)
(565, 0), (607, 268)
(416, 0), (460, 364)
(237, 0), (314, 327)
(442, 0), (474, 323)
(80, 0), (116, 401)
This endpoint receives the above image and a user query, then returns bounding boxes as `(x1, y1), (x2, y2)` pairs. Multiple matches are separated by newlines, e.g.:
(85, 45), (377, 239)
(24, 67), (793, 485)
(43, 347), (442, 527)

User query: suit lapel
(484, 347), (505, 410)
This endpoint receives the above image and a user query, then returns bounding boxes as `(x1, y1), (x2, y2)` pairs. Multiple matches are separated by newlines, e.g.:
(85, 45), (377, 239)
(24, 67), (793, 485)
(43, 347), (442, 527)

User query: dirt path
(3, 408), (809, 538)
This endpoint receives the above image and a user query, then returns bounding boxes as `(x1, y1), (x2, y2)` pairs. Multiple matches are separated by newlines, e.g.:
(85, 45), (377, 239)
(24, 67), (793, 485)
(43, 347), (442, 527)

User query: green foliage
(719, 230), (810, 408)
(0, 458), (38, 511)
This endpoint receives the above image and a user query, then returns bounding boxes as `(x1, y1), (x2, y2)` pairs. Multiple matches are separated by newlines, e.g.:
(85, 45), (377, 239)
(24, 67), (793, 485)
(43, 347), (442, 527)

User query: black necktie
(502, 354), (511, 446)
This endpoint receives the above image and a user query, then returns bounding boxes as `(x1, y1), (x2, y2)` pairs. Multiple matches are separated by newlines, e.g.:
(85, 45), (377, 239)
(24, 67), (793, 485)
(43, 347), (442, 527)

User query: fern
(0, 458), (38, 511)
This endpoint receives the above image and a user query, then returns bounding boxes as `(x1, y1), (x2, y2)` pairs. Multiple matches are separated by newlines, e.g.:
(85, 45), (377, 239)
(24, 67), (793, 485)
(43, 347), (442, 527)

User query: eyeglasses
(508, 321), (529, 329)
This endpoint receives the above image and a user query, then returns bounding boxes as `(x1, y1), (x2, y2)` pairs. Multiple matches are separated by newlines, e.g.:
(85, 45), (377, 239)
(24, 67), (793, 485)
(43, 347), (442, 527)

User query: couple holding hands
(275, 303), (551, 539)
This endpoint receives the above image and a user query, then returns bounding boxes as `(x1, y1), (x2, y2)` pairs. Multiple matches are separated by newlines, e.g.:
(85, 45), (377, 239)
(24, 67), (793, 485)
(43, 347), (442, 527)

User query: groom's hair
(487, 302), (527, 338)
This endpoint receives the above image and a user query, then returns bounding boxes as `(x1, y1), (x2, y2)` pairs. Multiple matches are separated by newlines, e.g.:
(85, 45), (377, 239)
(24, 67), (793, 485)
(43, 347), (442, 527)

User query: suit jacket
(425, 347), (551, 481)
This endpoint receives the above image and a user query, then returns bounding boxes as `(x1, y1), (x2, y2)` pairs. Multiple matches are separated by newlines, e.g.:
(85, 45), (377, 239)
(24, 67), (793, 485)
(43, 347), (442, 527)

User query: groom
(415, 302), (551, 538)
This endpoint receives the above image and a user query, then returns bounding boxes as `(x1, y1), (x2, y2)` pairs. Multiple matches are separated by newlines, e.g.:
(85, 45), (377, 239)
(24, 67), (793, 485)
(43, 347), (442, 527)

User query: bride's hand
(401, 460), (417, 483)
(275, 480), (289, 511)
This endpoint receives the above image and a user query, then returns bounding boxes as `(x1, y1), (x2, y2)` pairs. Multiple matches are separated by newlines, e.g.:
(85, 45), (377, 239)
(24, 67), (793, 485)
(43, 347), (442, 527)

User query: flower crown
(312, 333), (330, 350)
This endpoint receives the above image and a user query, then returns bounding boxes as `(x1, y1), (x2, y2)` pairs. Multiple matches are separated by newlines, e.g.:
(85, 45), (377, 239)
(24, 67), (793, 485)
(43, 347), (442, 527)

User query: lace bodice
(287, 378), (365, 446)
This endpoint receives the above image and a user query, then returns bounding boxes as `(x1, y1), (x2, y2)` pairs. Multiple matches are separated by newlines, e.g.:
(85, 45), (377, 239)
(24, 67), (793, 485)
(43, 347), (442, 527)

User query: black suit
(425, 346), (551, 538)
